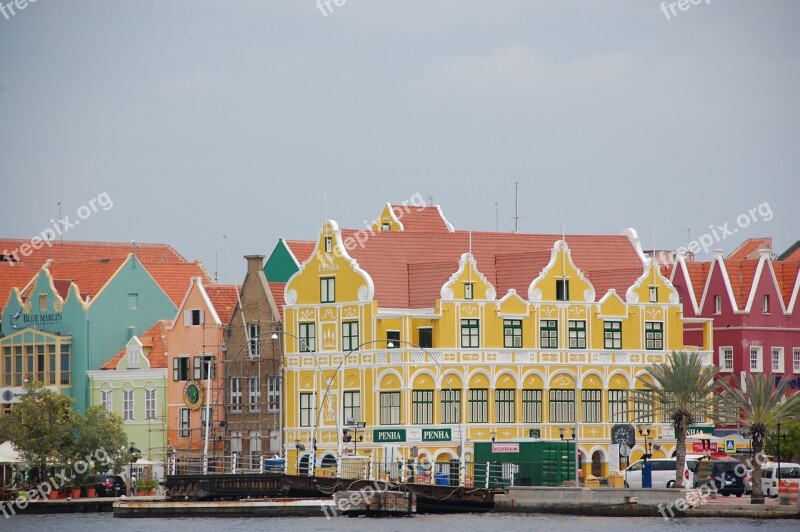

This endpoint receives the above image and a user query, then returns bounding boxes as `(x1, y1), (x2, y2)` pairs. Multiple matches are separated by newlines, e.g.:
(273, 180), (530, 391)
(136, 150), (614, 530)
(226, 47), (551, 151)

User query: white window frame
(763, 294), (770, 314)
(714, 295), (722, 314)
(145, 388), (156, 420)
(101, 389), (113, 413)
(230, 377), (242, 413)
(184, 309), (204, 326)
(249, 376), (261, 413)
(249, 431), (262, 471)
(299, 322), (316, 352)
(772, 347), (784, 373)
(321, 277), (335, 303)
(750, 346), (763, 372)
(720, 346), (734, 372)
(123, 389), (134, 421)
(300, 392), (315, 427)
(248, 323), (261, 358)
(266, 376), (280, 413)
(794, 348), (800, 373)
(179, 407), (190, 438)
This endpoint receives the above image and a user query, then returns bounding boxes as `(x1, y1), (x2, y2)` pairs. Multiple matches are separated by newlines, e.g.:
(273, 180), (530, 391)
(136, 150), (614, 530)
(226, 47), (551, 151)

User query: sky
(1, 0), (798, 284)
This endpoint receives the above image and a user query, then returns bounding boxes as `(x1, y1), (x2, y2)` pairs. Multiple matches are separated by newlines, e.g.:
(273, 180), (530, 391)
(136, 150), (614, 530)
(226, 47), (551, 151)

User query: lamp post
(637, 424), (653, 462)
(490, 431), (497, 443)
(559, 428), (577, 482)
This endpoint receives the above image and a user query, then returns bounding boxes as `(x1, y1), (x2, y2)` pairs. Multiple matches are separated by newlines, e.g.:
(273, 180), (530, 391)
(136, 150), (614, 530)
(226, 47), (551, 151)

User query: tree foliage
(718, 373), (800, 503)
(0, 382), (131, 475)
(635, 351), (719, 489)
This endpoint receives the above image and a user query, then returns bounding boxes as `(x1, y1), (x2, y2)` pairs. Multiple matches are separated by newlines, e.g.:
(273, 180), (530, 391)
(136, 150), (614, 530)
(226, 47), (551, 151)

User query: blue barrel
(434, 473), (449, 486)
(263, 458), (285, 472)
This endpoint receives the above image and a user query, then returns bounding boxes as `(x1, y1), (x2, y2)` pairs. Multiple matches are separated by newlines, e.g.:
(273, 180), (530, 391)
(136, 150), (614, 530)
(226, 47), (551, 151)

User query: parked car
(623, 458), (693, 489)
(744, 469), (753, 494)
(83, 474), (127, 497)
(761, 463), (800, 498)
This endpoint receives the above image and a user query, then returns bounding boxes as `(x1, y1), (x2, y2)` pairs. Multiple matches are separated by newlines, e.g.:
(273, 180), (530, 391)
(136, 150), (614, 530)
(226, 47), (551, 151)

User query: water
(2, 513), (793, 531)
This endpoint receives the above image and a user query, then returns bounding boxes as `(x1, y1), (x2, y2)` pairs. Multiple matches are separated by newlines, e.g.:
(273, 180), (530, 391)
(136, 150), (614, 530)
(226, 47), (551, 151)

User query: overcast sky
(1, 1), (798, 284)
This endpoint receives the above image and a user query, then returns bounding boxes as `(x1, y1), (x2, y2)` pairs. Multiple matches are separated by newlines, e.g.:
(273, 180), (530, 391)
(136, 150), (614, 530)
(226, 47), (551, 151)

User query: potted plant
(138, 479), (157, 496)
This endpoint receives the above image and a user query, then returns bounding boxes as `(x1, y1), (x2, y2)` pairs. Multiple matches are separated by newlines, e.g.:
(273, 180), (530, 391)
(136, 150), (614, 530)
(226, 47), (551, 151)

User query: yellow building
(274, 203), (714, 479)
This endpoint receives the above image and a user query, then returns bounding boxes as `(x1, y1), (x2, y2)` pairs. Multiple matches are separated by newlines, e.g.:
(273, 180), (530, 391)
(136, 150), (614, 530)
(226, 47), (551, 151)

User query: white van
(623, 458), (693, 489)
(761, 462), (800, 497)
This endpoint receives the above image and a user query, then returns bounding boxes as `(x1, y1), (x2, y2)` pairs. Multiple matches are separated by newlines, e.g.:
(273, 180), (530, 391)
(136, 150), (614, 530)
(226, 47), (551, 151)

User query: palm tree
(635, 351), (719, 489)
(718, 373), (800, 504)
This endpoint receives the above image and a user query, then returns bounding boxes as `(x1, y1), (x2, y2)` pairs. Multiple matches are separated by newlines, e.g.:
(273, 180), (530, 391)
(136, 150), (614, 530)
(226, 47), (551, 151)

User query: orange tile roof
(724, 260), (759, 309)
(778, 241), (800, 261)
(682, 261), (713, 305)
(0, 239), (208, 309)
(727, 238), (771, 260)
(299, 230), (646, 308)
(772, 261), (800, 308)
(101, 320), (170, 370)
(390, 205), (453, 233)
(135, 261), (211, 306)
(205, 284), (239, 324)
(285, 240), (315, 264)
(269, 282), (287, 319)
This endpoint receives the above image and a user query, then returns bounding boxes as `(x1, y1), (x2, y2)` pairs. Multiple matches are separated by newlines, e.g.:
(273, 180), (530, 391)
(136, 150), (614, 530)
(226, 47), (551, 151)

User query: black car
(83, 474), (127, 497)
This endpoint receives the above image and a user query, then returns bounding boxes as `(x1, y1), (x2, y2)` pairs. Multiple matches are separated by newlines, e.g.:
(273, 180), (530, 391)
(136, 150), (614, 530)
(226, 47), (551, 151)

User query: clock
(183, 381), (204, 410)
(611, 424), (635, 447)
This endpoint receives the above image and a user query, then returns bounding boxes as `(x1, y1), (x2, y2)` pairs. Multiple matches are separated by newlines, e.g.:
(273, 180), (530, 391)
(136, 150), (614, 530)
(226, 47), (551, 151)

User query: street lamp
(637, 424), (653, 462)
(344, 420), (366, 454)
(559, 427), (576, 441)
(490, 431), (497, 443)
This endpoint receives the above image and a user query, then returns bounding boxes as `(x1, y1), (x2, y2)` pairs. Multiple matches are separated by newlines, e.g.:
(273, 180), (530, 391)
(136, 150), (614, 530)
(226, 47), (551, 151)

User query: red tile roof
(772, 261), (800, 308)
(205, 284), (239, 324)
(778, 241), (800, 262)
(287, 230), (645, 309)
(285, 240), (315, 264)
(390, 205), (453, 233)
(269, 282), (287, 319)
(0, 239), (208, 308)
(727, 238), (772, 260)
(724, 260), (759, 309)
(682, 261), (713, 305)
(102, 320), (170, 370)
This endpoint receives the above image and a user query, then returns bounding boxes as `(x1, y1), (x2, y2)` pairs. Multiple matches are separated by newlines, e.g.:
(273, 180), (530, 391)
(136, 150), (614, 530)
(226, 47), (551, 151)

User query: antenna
(508, 181), (526, 232)
(427, 195), (434, 207)
(57, 201), (62, 245)
(495, 202), (499, 232)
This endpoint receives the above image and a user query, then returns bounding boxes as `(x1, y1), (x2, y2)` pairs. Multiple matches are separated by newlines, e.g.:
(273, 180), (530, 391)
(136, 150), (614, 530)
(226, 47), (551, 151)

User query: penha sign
(373, 429), (406, 443)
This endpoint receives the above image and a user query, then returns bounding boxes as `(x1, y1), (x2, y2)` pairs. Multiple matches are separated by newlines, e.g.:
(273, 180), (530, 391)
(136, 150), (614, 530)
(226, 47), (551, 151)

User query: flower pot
(70, 488), (81, 499)
(48, 490), (60, 500)
(86, 488), (97, 498)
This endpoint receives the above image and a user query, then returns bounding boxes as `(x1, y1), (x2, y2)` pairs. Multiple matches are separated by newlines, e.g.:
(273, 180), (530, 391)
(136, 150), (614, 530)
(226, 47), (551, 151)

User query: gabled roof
(205, 284), (240, 324)
(727, 237), (772, 260)
(723, 260), (760, 310)
(0, 239), (209, 309)
(268, 282), (287, 319)
(284, 240), (315, 264)
(778, 241), (800, 262)
(102, 320), (170, 370)
(388, 205), (454, 233)
(772, 261), (800, 308)
(288, 226), (645, 309)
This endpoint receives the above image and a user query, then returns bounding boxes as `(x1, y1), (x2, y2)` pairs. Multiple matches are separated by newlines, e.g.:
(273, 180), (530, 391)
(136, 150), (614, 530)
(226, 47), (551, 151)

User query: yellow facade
(282, 222), (714, 477)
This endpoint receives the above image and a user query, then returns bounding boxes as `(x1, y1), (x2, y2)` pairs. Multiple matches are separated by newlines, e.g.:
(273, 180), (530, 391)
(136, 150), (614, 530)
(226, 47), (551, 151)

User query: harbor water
(3, 513), (794, 531)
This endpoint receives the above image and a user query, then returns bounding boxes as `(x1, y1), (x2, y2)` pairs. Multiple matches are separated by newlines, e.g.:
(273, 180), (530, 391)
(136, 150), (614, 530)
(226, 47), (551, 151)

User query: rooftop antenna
(427, 195), (434, 207)
(495, 202), (499, 232)
(508, 181), (526, 232)
(214, 252), (218, 283)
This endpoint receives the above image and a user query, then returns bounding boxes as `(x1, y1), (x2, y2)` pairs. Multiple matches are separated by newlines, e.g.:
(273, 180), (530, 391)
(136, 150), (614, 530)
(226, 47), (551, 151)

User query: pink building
(666, 239), (800, 410)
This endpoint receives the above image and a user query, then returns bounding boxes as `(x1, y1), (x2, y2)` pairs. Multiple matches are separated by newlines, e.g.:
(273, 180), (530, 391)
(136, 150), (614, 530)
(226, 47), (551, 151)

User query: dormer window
(325, 237), (333, 253)
(714, 295), (722, 314)
(763, 294), (770, 314)
(464, 282), (474, 300)
(39, 294), (47, 311)
(127, 345), (141, 369)
(381, 223), (391, 231)
(649, 286), (658, 303)
(556, 279), (569, 301)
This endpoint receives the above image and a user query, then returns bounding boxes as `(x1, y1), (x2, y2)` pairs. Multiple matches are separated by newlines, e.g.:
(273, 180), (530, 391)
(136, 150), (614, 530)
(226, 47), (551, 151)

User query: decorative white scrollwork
(485, 288), (496, 300)
(584, 289), (595, 302)
(532, 288), (543, 302)
(442, 288), (454, 301)
(285, 289), (297, 305)
(358, 285), (369, 301)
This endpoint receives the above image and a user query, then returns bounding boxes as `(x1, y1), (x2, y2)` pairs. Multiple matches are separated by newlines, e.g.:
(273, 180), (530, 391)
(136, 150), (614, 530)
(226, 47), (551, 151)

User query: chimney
(245, 255), (265, 275)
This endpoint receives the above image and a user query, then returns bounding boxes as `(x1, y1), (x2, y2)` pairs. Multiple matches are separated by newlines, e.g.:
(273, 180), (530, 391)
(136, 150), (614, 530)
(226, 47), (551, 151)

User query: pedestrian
(131, 472), (137, 496)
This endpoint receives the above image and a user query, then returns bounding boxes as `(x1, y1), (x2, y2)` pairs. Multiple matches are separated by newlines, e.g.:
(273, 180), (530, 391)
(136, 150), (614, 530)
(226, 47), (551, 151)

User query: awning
(0, 441), (26, 464)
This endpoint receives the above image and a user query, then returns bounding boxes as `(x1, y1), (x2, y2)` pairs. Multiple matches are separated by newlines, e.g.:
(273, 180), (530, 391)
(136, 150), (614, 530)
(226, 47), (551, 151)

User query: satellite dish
(619, 444), (631, 457)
